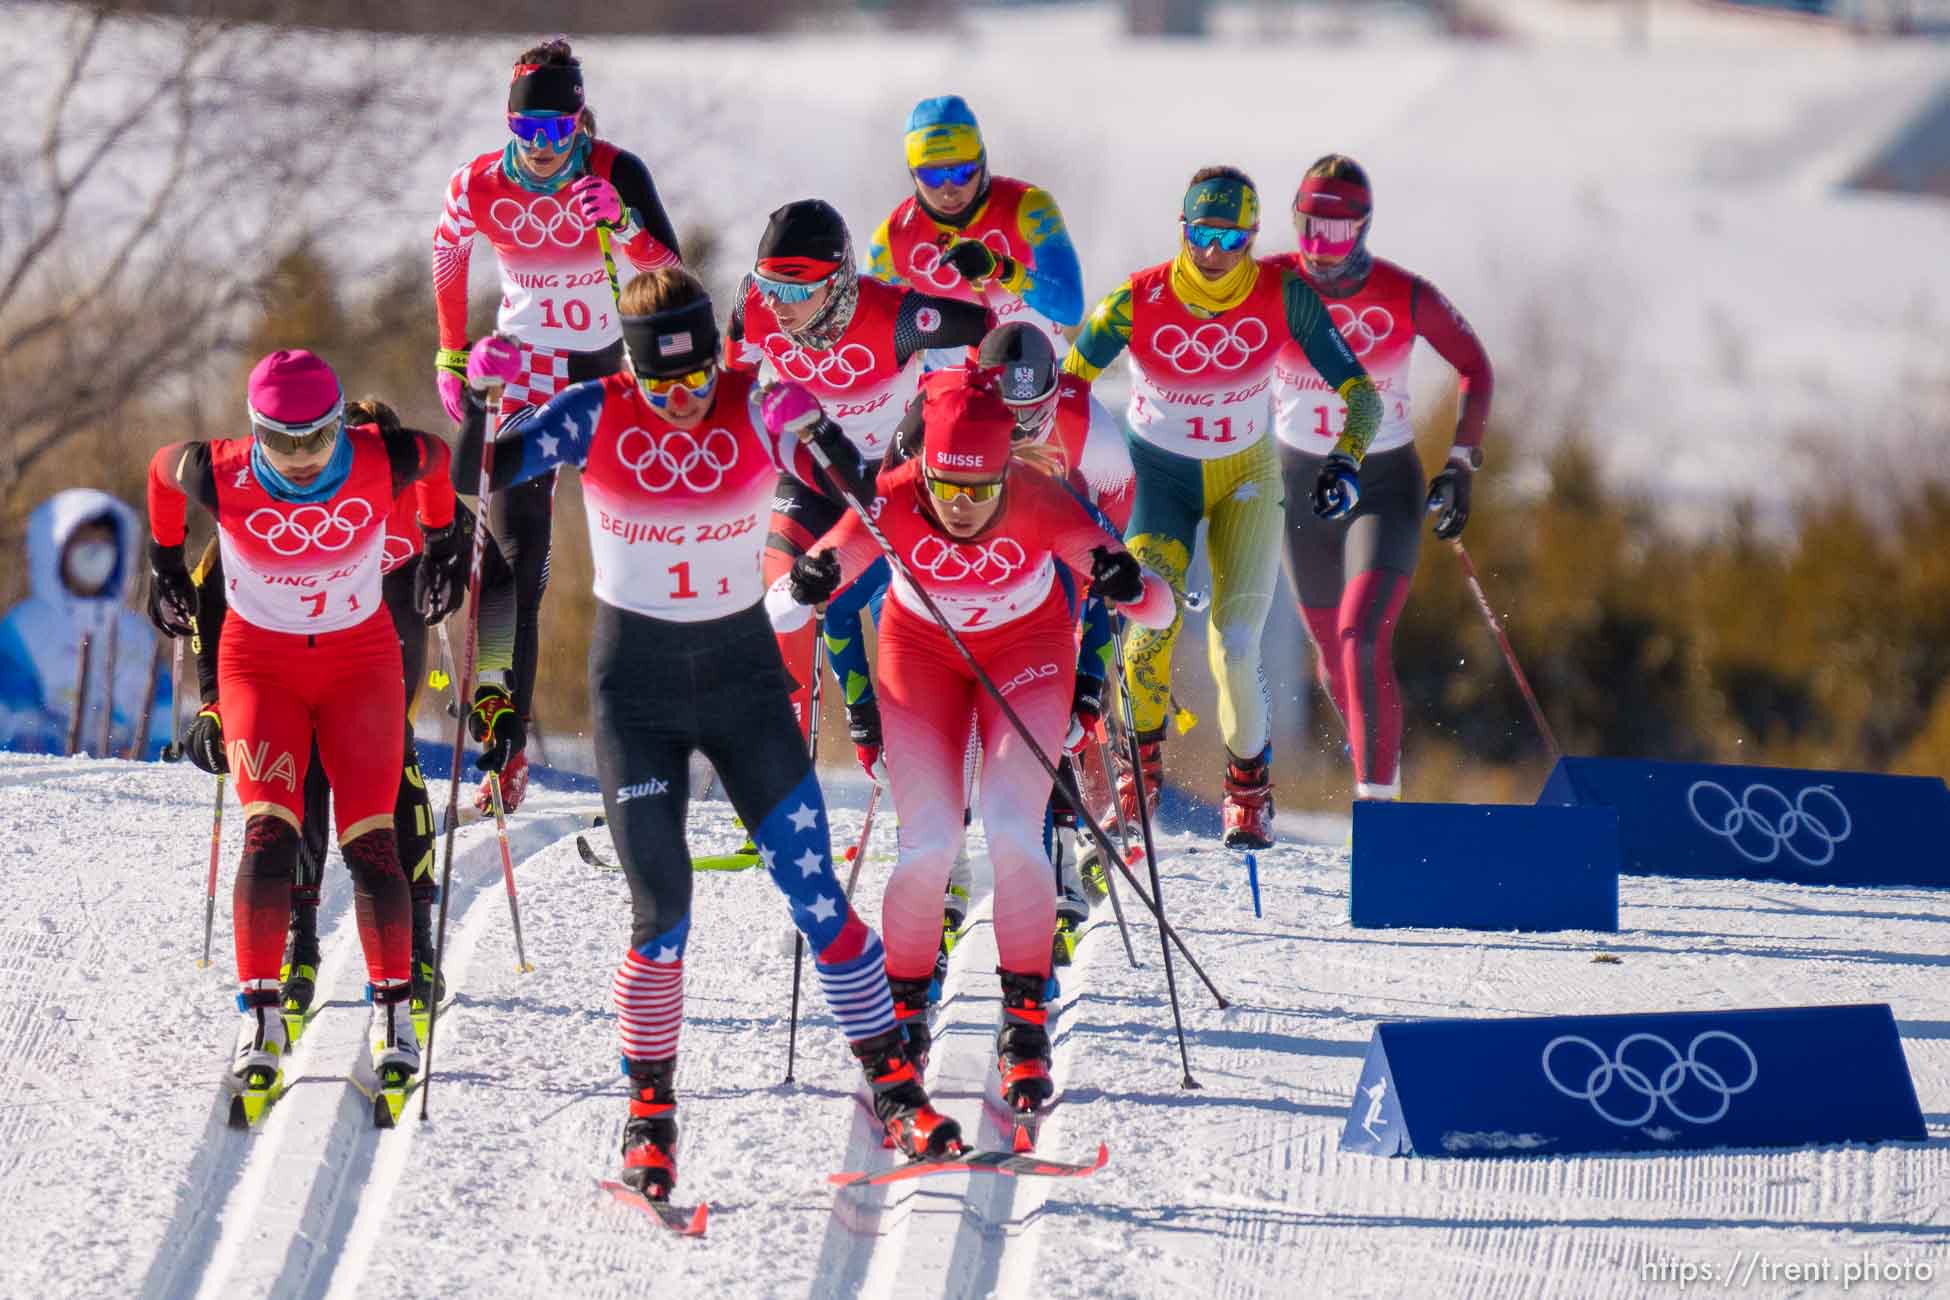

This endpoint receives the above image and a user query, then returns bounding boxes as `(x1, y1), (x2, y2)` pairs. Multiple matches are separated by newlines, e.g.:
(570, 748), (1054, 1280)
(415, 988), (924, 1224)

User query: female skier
(1063, 165), (1382, 849)
(773, 365), (1172, 1113)
(431, 36), (681, 814)
(146, 351), (465, 1108)
(464, 266), (956, 1198)
(1268, 155), (1494, 801)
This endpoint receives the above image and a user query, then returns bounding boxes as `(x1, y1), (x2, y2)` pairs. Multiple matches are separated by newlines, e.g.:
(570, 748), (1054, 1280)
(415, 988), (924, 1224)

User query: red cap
(921, 367), (1013, 478)
(1294, 175), (1372, 218)
(246, 349), (342, 430)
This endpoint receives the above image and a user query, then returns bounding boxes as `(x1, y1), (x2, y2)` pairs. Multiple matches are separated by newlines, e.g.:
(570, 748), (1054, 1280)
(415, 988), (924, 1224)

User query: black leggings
(590, 601), (820, 951)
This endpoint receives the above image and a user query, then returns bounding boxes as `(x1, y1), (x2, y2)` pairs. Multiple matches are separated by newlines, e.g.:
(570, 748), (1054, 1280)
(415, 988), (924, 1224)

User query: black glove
(1425, 465), (1473, 540)
(846, 697), (883, 748)
(1311, 452), (1360, 520)
(182, 703), (227, 775)
(415, 506), (471, 625)
(147, 541), (195, 637)
(1089, 546), (1144, 604)
(789, 550), (843, 607)
(1066, 675), (1105, 754)
(467, 683), (525, 773)
(941, 239), (1000, 282)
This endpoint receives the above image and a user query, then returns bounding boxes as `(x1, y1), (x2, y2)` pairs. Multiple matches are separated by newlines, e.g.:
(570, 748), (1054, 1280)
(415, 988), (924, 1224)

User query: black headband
(509, 63), (584, 115)
(622, 298), (719, 378)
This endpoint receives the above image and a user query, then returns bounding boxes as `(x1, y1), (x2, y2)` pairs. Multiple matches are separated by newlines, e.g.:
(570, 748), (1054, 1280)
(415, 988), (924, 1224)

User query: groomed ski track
(5, 754), (1949, 1298)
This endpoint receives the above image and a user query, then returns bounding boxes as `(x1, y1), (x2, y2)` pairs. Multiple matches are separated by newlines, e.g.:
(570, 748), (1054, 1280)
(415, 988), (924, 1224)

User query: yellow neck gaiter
(1170, 247), (1259, 318)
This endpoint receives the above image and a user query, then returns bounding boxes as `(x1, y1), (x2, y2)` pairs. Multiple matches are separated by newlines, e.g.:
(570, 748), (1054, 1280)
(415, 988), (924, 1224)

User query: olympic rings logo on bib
(380, 530), (418, 572)
(617, 425), (741, 494)
(764, 336), (877, 390)
(489, 195), (589, 250)
(909, 534), (1027, 586)
(244, 499), (376, 556)
(1328, 304), (1394, 356)
(1542, 1031), (1760, 1127)
(908, 231), (1011, 292)
(1685, 780), (1852, 867)
(1152, 318), (1269, 375)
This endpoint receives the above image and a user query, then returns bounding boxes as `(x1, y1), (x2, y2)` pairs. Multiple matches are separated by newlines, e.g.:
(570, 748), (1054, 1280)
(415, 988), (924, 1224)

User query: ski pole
(839, 781), (882, 902)
(67, 632), (92, 756)
(422, 387), (503, 1122)
(131, 636), (167, 761)
(1449, 539), (1561, 762)
(783, 617), (823, 1085)
(1107, 621), (1199, 1089)
(799, 436), (1228, 1013)
(196, 774), (225, 968)
(436, 622), (531, 973)
(1083, 733), (1139, 971)
(160, 637), (188, 762)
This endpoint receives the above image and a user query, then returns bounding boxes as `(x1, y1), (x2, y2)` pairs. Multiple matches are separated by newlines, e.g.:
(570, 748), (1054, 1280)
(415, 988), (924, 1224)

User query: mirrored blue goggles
(753, 272), (827, 305)
(1184, 222), (1256, 253)
(508, 113), (579, 151)
(913, 160), (983, 189)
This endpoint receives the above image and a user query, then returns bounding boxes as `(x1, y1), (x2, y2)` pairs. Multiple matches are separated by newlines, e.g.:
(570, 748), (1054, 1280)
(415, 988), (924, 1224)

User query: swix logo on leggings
(617, 778), (670, 802)
(1000, 662), (1060, 696)
(207, 432), (394, 634)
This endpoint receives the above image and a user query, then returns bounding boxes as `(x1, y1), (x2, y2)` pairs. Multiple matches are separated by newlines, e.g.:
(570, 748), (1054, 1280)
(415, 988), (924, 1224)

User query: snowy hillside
(4, 751), (1947, 1298)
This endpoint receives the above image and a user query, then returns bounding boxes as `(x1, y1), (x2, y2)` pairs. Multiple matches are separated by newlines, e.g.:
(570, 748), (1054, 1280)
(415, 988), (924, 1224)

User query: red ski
(828, 1141), (1107, 1188)
(596, 1179), (709, 1236)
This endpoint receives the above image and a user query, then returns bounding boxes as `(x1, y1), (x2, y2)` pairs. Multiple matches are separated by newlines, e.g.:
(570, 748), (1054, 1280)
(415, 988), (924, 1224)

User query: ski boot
(1115, 728), (1164, 825)
(1052, 886), (1090, 968)
(229, 983), (288, 1128)
(618, 1057), (679, 1201)
(1075, 825), (1113, 902)
(996, 969), (1055, 1113)
(474, 745), (530, 817)
(852, 1027), (961, 1159)
(366, 980), (421, 1127)
(1221, 750), (1275, 851)
(409, 894), (448, 1043)
(889, 975), (934, 1075)
(280, 898), (322, 1040)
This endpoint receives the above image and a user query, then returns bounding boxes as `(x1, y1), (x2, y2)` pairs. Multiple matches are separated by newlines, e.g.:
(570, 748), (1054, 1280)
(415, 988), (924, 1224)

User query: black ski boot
(996, 969), (1055, 1113)
(852, 1027), (961, 1159)
(280, 893), (321, 1029)
(619, 1057), (679, 1201)
(889, 976), (934, 1075)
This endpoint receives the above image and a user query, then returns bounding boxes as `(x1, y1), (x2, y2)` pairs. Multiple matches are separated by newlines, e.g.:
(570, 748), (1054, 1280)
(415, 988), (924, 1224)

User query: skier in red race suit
(771, 365), (1172, 1113)
(1267, 155), (1494, 801)
(464, 266), (963, 1193)
(146, 351), (466, 1090)
(724, 198), (997, 744)
(866, 94), (1086, 359)
(431, 36), (681, 814)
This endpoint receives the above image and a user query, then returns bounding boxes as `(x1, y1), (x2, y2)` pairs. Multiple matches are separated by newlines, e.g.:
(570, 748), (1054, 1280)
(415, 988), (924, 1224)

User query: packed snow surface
(3, 752), (1947, 1298)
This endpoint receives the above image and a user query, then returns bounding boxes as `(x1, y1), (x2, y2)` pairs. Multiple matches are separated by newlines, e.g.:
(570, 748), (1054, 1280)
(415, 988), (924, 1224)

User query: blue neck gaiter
(501, 136), (590, 195)
(251, 431), (353, 504)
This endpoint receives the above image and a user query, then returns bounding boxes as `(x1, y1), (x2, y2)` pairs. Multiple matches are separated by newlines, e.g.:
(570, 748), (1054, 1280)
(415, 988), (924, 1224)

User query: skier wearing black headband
(432, 36), (683, 816)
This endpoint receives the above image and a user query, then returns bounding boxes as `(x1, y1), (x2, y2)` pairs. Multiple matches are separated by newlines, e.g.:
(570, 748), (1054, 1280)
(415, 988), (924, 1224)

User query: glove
(182, 703), (227, 775)
(467, 334), (523, 392)
(147, 541), (195, 637)
(435, 349), (469, 425)
(942, 240), (1015, 286)
(757, 380), (826, 440)
(1064, 676), (1104, 754)
(467, 684), (525, 773)
(569, 174), (624, 227)
(788, 550), (842, 607)
(1311, 452), (1360, 521)
(415, 506), (471, 625)
(846, 698), (886, 779)
(1089, 546), (1144, 604)
(1425, 464), (1473, 540)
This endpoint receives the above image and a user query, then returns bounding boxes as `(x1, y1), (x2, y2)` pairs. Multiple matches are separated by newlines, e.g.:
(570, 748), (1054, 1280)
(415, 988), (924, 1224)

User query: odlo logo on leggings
(618, 778), (671, 803)
(1000, 663), (1059, 697)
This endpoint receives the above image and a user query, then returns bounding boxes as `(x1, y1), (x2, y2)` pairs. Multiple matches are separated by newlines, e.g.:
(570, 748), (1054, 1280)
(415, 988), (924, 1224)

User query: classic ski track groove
(139, 809), (588, 1300)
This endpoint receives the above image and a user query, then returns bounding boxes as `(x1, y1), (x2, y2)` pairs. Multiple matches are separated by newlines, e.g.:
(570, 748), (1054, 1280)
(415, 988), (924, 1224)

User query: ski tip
(1090, 1140), (1109, 1171)
(827, 1170), (864, 1187)
(1011, 1125), (1033, 1154)
(681, 1202), (709, 1236)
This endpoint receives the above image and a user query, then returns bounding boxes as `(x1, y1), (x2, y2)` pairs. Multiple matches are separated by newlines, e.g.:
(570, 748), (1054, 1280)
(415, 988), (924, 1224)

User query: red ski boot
(1221, 752), (1275, 850)
(1115, 728), (1164, 825)
(618, 1058), (678, 1200)
(852, 1028), (961, 1158)
(996, 969), (1055, 1113)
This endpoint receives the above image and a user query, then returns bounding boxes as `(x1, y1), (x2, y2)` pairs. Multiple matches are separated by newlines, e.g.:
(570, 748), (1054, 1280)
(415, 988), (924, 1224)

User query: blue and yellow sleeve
(1011, 186), (1083, 327)
(866, 216), (902, 286)
(1280, 269), (1381, 462)
(1062, 280), (1135, 382)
